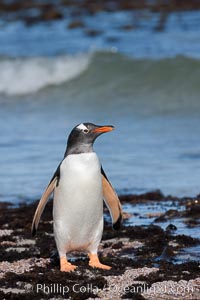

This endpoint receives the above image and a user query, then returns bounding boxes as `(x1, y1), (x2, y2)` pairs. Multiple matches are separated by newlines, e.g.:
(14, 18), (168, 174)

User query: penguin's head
(66, 123), (114, 155)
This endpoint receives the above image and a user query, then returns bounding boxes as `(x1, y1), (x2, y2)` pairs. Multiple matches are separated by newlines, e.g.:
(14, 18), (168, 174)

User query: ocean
(1, 10), (200, 203)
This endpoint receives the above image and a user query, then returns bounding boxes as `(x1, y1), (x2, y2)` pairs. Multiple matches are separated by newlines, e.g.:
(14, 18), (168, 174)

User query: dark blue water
(1, 10), (200, 203)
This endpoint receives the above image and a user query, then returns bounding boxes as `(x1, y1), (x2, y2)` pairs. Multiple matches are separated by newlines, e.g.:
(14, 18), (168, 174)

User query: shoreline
(0, 191), (199, 299)
(0, 0), (200, 32)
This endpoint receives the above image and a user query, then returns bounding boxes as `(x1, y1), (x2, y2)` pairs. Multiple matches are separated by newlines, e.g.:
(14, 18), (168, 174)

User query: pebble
(0, 258), (50, 279)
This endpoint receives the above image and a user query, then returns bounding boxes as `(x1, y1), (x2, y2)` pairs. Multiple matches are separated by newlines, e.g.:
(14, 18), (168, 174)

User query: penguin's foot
(60, 257), (77, 272)
(88, 253), (111, 270)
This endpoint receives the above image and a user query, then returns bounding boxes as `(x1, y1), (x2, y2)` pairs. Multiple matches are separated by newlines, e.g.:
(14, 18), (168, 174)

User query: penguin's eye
(83, 129), (89, 134)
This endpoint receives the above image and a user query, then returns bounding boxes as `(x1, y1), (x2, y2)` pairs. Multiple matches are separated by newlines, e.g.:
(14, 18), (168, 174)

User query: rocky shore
(0, 0), (200, 28)
(0, 191), (199, 299)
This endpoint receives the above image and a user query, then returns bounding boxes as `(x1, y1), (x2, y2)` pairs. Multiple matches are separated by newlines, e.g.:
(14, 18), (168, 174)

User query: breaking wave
(0, 51), (200, 97)
(0, 54), (91, 96)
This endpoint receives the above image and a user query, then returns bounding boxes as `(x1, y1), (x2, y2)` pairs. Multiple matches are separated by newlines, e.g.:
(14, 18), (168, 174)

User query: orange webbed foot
(88, 253), (111, 270)
(60, 257), (77, 272)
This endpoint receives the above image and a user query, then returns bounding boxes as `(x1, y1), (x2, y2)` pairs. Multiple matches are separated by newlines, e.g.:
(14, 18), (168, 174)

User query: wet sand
(0, 192), (199, 299)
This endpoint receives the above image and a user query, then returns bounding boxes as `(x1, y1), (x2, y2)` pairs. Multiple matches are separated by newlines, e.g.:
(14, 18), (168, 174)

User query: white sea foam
(0, 54), (91, 96)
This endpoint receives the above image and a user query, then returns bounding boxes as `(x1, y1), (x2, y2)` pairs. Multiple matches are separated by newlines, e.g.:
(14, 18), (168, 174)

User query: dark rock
(136, 261), (200, 284)
(119, 0), (147, 11)
(172, 234), (199, 247)
(40, 9), (63, 21)
(68, 20), (85, 29)
(154, 209), (181, 222)
(165, 224), (177, 232)
(111, 241), (124, 249)
(184, 219), (200, 227)
(121, 24), (135, 31)
(186, 199), (200, 216)
(81, 2), (106, 15)
(85, 28), (102, 37)
(120, 190), (164, 203)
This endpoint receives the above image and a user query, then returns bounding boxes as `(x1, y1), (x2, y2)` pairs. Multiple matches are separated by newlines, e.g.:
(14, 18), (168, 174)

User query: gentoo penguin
(32, 123), (123, 272)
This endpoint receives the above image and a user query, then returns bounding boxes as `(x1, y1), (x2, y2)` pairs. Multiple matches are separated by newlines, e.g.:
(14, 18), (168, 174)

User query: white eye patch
(76, 123), (88, 131)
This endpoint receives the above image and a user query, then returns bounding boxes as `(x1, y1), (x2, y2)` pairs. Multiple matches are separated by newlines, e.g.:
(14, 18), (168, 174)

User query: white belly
(53, 153), (103, 254)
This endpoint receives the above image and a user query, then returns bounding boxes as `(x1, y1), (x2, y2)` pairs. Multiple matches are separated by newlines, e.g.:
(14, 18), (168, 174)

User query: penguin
(32, 122), (123, 272)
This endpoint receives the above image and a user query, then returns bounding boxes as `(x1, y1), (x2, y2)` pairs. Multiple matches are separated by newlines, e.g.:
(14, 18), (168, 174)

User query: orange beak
(92, 126), (114, 133)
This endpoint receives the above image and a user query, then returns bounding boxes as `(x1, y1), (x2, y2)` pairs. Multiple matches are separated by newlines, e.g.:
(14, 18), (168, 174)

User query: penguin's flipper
(101, 167), (123, 230)
(31, 176), (57, 236)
